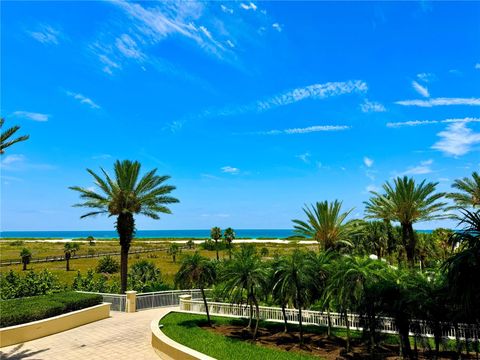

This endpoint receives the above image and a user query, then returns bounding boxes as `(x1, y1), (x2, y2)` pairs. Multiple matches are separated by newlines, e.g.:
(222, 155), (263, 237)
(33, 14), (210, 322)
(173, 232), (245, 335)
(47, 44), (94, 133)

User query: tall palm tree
(175, 252), (217, 326)
(167, 243), (181, 263)
(447, 171), (480, 208)
(224, 227), (235, 260)
(70, 160), (179, 292)
(210, 227), (222, 260)
(64, 242), (80, 271)
(0, 118), (29, 154)
(365, 177), (447, 267)
(364, 195), (396, 255)
(220, 244), (269, 339)
(272, 249), (316, 345)
(20, 248), (32, 271)
(292, 200), (358, 251)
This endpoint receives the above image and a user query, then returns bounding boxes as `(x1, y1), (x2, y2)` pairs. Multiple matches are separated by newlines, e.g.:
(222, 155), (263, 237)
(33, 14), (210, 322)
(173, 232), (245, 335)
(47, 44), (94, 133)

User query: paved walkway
(0, 307), (176, 360)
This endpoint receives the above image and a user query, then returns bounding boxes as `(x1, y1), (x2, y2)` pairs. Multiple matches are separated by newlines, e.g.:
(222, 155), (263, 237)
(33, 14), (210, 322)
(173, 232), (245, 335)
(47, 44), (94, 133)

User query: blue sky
(1, 1), (480, 231)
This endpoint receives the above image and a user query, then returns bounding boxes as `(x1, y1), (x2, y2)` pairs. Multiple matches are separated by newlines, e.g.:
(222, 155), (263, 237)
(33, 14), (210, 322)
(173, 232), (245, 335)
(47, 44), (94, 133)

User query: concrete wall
(0, 303), (111, 348)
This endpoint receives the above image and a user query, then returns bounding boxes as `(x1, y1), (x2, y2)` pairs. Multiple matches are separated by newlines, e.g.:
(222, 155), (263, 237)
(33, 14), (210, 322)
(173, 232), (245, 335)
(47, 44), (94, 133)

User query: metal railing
(77, 291), (127, 312)
(179, 298), (478, 341)
(136, 289), (205, 311)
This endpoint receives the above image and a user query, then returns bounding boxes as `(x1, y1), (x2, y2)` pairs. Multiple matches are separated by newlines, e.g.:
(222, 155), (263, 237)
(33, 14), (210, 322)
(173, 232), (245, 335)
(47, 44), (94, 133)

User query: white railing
(76, 291), (126, 312)
(179, 298), (478, 341)
(136, 289), (205, 311)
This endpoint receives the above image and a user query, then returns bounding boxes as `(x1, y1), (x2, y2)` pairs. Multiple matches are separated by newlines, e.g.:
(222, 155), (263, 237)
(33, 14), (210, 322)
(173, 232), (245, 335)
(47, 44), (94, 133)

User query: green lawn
(160, 312), (321, 360)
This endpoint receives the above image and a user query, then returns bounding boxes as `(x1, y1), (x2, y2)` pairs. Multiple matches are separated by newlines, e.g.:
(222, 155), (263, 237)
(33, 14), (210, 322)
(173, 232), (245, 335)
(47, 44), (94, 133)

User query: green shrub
(129, 260), (170, 292)
(72, 269), (120, 293)
(201, 239), (227, 251)
(0, 291), (102, 328)
(0, 270), (63, 300)
(96, 255), (120, 274)
(9, 240), (24, 246)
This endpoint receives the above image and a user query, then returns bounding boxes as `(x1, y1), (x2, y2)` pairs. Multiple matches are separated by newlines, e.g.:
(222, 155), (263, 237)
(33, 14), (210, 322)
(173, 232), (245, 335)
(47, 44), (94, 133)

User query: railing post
(179, 294), (192, 311)
(126, 291), (137, 313)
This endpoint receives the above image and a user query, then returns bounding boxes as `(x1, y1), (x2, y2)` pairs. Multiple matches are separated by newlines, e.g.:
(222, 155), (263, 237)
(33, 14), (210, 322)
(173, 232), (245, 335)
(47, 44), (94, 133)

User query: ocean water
(0, 229), (297, 239)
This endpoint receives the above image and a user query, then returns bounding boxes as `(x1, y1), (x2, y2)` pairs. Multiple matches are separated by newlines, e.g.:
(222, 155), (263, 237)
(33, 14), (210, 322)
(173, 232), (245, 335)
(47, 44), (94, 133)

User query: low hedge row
(0, 291), (103, 328)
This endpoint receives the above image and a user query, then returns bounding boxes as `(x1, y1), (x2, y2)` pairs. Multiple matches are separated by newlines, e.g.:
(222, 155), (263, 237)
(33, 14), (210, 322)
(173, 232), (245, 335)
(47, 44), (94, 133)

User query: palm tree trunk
(201, 287), (212, 327)
(327, 309), (332, 337)
(344, 310), (351, 352)
(297, 299), (304, 345)
(117, 213), (135, 293)
(215, 239), (219, 260)
(281, 303), (288, 332)
(66, 254), (70, 271)
(402, 222), (416, 267)
(22, 261), (27, 271)
(253, 295), (260, 340)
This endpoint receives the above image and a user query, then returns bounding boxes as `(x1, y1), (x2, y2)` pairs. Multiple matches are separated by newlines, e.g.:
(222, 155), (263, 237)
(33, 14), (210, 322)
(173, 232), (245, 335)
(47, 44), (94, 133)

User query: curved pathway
(0, 307), (176, 360)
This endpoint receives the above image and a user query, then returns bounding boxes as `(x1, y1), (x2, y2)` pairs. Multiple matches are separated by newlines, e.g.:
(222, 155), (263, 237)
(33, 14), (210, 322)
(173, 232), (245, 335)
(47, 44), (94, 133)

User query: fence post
(126, 291), (137, 313)
(179, 295), (192, 311)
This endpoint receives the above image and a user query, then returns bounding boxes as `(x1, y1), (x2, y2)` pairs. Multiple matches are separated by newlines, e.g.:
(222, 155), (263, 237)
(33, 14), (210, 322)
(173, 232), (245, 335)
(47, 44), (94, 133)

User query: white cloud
(240, 2), (257, 11)
(115, 34), (144, 60)
(163, 121), (184, 133)
(432, 122), (480, 157)
(395, 97), (480, 107)
(360, 99), (386, 113)
(28, 24), (61, 45)
(272, 23), (282, 32)
(66, 91), (100, 109)
(225, 40), (235, 48)
(297, 152), (311, 163)
(400, 159), (434, 176)
(220, 4), (233, 14)
(1, 154), (55, 171)
(12, 111), (49, 122)
(221, 166), (240, 174)
(1, 154), (26, 166)
(412, 81), (430, 98)
(475, 63), (480, 70)
(387, 117), (480, 128)
(363, 157), (374, 167)
(260, 125), (350, 135)
(416, 72), (436, 83)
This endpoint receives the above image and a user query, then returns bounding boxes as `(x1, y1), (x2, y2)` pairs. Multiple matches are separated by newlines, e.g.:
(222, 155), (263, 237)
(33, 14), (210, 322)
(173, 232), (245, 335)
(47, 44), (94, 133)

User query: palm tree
(175, 252), (217, 326)
(364, 195), (396, 255)
(292, 200), (358, 251)
(20, 248), (32, 271)
(447, 171), (480, 208)
(70, 160), (179, 292)
(64, 242), (80, 271)
(220, 244), (269, 339)
(365, 177), (447, 267)
(0, 118), (29, 154)
(167, 243), (181, 263)
(272, 249), (316, 345)
(129, 260), (163, 292)
(223, 227), (235, 260)
(210, 227), (222, 260)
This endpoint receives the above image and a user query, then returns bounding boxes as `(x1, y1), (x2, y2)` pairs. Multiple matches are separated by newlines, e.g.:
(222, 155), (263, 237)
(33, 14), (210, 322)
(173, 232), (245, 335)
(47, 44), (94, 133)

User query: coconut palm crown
(0, 118), (29, 154)
(447, 171), (480, 208)
(70, 160), (179, 292)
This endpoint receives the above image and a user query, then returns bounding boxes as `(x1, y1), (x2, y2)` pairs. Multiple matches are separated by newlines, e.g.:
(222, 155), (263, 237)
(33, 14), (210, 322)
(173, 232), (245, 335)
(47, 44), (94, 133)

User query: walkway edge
(150, 310), (216, 360)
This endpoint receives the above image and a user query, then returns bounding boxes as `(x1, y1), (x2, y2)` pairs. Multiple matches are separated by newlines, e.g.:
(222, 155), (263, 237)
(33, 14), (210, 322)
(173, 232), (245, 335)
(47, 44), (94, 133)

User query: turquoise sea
(0, 229), (433, 239)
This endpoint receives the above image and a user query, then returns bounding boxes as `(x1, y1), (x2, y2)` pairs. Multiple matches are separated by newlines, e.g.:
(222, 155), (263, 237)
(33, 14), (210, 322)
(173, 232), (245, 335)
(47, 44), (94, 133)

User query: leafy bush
(129, 260), (170, 292)
(0, 270), (63, 300)
(72, 270), (120, 293)
(9, 240), (24, 246)
(0, 291), (102, 328)
(96, 255), (120, 274)
(201, 239), (227, 251)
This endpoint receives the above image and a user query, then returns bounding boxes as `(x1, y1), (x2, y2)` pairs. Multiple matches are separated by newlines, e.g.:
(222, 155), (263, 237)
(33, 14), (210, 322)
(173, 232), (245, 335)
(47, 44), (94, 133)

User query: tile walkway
(0, 307), (176, 360)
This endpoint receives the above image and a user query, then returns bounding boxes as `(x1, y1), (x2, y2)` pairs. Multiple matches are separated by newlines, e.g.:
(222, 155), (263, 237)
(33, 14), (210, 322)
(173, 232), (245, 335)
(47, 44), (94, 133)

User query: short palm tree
(210, 227), (222, 260)
(272, 249), (316, 345)
(365, 176), (447, 267)
(64, 242), (80, 271)
(447, 171), (480, 208)
(20, 248), (32, 271)
(175, 252), (217, 326)
(220, 244), (269, 339)
(70, 160), (179, 292)
(223, 227), (235, 260)
(292, 200), (357, 251)
(167, 243), (181, 263)
(0, 118), (29, 154)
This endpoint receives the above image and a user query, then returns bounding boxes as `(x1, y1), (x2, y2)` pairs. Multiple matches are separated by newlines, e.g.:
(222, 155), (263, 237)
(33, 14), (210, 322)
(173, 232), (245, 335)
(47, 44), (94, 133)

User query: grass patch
(160, 312), (321, 360)
(0, 291), (102, 327)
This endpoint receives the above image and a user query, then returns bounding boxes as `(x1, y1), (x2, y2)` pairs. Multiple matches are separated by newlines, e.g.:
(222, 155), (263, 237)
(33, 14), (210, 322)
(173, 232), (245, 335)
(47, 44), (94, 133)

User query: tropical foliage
(210, 226), (222, 260)
(64, 242), (80, 271)
(447, 171), (480, 208)
(20, 248), (32, 271)
(0, 117), (29, 154)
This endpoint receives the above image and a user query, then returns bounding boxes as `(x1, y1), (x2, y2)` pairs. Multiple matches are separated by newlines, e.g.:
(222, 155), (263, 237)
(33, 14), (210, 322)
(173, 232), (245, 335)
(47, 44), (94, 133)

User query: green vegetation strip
(0, 291), (102, 328)
(160, 312), (319, 360)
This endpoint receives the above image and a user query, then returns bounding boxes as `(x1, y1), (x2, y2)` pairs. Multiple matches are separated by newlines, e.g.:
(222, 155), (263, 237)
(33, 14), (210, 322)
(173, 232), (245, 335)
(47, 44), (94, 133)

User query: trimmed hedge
(0, 291), (103, 328)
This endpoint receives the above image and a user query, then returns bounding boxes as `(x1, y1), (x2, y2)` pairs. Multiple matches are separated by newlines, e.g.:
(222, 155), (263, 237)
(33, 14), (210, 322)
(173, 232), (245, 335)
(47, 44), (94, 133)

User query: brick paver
(0, 307), (176, 360)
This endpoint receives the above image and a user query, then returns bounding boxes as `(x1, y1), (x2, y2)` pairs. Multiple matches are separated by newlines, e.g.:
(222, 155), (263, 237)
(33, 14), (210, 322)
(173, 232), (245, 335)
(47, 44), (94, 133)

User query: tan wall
(150, 310), (216, 360)
(0, 303), (111, 348)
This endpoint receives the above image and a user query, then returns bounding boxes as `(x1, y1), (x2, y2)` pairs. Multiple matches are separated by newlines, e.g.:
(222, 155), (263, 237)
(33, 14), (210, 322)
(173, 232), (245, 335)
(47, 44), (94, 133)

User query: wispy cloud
(400, 159), (434, 176)
(366, 184), (380, 193)
(360, 99), (386, 113)
(12, 111), (49, 122)
(412, 80), (430, 97)
(475, 63), (480, 70)
(363, 157), (374, 167)
(416, 72), (436, 83)
(386, 117), (480, 128)
(395, 97), (480, 107)
(65, 91), (100, 109)
(220, 4), (234, 14)
(163, 121), (184, 133)
(297, 152), (311, 163)
(27, 24), (62, 45)
(1, 154), (55, 171)
(240, 2), (257, 11)
(272, 23), (282, 32)
(258, 125), (351, 135)
(221, 166), (240, 174)
(432, 122), (480, 157)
